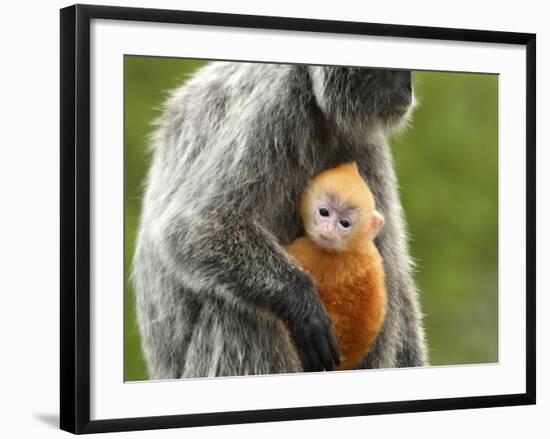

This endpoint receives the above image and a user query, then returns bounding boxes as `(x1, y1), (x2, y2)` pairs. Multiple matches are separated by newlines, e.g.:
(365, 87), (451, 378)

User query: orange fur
(286, 163), (387, 370)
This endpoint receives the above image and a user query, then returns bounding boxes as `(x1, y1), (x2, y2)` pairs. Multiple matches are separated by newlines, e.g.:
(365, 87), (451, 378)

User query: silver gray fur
(133, 62), (427, 379)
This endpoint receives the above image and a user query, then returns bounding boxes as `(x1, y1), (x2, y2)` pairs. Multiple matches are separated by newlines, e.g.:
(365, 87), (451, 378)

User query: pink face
(310, 197), (384, 250)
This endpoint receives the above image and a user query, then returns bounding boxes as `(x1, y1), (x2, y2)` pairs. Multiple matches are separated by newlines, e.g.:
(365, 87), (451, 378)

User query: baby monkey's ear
(366, 211), (385, 241)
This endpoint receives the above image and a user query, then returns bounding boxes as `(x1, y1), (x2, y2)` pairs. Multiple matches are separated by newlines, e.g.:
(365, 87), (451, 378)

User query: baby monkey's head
(300, 162), (385, 252)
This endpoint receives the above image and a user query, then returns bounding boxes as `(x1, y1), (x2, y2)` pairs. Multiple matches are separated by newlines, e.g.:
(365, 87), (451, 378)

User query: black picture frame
(60, 3), (536, 434)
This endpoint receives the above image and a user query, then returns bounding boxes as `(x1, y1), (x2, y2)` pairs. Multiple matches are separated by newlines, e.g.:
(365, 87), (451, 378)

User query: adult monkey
(133, 63), (427, 379)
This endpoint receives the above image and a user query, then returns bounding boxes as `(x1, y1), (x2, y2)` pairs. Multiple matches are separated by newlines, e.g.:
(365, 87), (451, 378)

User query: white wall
(0, 0), (546, 437)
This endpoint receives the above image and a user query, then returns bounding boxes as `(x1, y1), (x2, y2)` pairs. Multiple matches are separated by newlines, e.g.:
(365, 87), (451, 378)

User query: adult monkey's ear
(306, 66), (376, 137)
(307, 66), (329, 113)
(307, 66), (356, 134)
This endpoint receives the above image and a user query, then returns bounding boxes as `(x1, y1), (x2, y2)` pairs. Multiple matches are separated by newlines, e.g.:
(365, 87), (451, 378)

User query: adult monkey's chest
(262, 178), (307, 246)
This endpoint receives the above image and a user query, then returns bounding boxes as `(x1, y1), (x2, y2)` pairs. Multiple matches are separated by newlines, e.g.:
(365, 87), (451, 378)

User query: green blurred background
(124, 56), (498, 381)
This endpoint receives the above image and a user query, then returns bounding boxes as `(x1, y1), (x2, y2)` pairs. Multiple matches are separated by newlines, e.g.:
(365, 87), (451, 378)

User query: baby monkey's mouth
(319, 235), (336, 245)
(315, 235), (345, 252)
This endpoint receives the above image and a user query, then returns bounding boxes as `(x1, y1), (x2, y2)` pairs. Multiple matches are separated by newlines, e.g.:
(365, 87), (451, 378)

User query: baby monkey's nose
(318, 223), (336, 240)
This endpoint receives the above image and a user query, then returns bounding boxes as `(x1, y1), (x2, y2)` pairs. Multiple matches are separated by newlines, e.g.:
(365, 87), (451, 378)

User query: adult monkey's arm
(154, 201), (342, 372)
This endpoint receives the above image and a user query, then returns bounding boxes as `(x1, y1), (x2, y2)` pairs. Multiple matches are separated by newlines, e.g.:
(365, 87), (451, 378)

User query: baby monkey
(285, 162), (387, 370)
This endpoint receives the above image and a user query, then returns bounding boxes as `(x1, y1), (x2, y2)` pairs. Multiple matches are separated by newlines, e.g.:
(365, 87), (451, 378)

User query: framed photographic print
(60, 4), (536, 434)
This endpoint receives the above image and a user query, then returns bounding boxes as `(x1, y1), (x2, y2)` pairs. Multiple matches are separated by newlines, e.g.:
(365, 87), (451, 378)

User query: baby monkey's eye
(319, 208), (330, 217)
(340, 219), (351, 228)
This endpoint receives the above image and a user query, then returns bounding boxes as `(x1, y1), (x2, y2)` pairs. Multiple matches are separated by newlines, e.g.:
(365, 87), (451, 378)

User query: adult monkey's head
(308, 66), (415, 140)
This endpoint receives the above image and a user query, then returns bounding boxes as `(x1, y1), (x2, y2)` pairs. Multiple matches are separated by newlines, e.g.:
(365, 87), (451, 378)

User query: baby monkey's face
(309, 194), (385, 251)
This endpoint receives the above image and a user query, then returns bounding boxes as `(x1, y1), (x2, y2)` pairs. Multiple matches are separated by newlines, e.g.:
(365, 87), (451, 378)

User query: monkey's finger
(299, 350), (311, 373)
(294, 331), (313, 372)
(314, 331), (335, 371)
(327, 327), (342, 366)
(304, 342), (323, 372)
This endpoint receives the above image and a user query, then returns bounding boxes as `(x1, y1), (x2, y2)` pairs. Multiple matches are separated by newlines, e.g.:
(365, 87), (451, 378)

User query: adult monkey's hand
(287, 299), (341, 372)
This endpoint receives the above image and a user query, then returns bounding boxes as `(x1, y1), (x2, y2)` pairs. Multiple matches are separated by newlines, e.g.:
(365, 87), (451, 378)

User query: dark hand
(288, 303), (341, 372)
